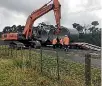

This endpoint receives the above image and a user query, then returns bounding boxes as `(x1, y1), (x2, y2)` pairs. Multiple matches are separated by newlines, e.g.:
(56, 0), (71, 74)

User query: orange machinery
(2, 0), (61, 48)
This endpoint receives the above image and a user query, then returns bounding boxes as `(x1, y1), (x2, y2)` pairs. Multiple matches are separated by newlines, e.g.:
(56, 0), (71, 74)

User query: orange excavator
(2, 0), (61, 48)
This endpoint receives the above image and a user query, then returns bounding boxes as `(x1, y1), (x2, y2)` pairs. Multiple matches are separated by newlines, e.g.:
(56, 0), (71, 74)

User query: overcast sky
(0, 0), (102, 31)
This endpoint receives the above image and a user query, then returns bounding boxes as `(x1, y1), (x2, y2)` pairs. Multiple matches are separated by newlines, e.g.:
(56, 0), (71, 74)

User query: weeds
(0, 46), (101, 86)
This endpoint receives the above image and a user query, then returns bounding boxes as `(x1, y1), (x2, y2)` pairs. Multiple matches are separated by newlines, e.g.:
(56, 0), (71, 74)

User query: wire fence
(0, 45), (101, 86)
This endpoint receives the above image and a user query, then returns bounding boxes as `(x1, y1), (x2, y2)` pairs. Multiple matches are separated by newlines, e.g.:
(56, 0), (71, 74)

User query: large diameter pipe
(48, 26), (79, 42)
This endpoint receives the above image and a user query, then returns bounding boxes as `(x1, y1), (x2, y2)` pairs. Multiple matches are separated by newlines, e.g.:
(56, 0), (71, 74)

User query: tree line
(0, 21), (101, 46)
(72, 21), (101, 47)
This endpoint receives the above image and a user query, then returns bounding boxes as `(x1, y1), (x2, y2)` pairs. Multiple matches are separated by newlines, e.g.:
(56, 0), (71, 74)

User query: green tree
(91, 21), (99, 26)
(72, 23), (84, 33)
(89, 21), (99, 33)
(72, 21), (101, 46)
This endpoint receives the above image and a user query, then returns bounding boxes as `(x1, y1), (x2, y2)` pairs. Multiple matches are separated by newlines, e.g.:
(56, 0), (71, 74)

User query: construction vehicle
(2, 0), (61, 49)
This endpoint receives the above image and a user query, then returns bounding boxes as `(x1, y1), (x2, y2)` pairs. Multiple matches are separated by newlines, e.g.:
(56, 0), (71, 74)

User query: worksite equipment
(49, 26), (79, 42)
(2, 0), (61, 49)
(37, 23), (54, 43)
(2, 23), (80, 47)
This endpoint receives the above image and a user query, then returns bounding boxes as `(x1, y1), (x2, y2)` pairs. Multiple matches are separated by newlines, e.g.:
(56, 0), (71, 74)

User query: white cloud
(0, 0), (101, 32)
(0, 7), (27, 31)
(34, 17), (48, 26)
(68, 0), (85, 12)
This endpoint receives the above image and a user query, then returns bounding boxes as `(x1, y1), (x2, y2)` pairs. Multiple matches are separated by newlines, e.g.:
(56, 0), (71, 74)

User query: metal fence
(0, 45), (101, 86)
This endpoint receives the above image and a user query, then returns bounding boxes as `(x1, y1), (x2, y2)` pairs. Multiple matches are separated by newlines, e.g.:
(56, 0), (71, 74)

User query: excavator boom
(23, 0), (61, 39)
(2, 0), (61, 41)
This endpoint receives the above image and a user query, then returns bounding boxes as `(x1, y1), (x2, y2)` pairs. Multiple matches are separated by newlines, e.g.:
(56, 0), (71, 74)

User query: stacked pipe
(36, 22), (55, 43)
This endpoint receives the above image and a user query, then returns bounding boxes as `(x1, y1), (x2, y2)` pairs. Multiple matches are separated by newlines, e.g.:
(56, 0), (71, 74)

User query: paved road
(0, 40), (10, 45)
(35, 48), (101, 69)
(0, 40), (7, 45)
(0, 40), (4, 45)
(67, 54), (101, 68)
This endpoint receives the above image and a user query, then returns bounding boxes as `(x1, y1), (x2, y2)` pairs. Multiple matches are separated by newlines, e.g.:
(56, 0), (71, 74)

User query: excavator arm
(2, 0), (61, 41)
(23, 0), (61, 39)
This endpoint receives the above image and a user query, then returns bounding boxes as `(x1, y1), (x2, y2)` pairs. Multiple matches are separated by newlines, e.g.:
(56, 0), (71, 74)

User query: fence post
(0, 45), (1, 54)
(29, 46), (31, 58)
(11, 47), (13, 58)
(85, 53), (91, 86)
(6, 46), (8, 56)
(0, 45), (2, 58)
(21, 47), (23, 58)
(21, 46), (24, 70)
(4, 45), (6, 55)
(56, 49), (60, 80)
(16, 47), (17, 58)
(40, 47), (43, 73)
(2, 45), (4, 54)
(7, 47), (10, 57)
(29, 46), (32, 68)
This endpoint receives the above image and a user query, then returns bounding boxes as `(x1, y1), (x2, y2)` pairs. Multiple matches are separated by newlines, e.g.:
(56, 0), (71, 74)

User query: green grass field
(0, 46), (101, 86)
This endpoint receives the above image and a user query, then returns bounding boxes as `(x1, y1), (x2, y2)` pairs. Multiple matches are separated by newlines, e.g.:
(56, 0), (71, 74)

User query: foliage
(73, 21), (101, 46)
(72, 23), (84, 33)
(91, 21), (99, 26)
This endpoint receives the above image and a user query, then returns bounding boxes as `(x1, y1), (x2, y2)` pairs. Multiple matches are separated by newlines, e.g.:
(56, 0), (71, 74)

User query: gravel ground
(34, 48), (101, 68)
(0, 40), (101, 68)
(0, 40), (9, 45)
